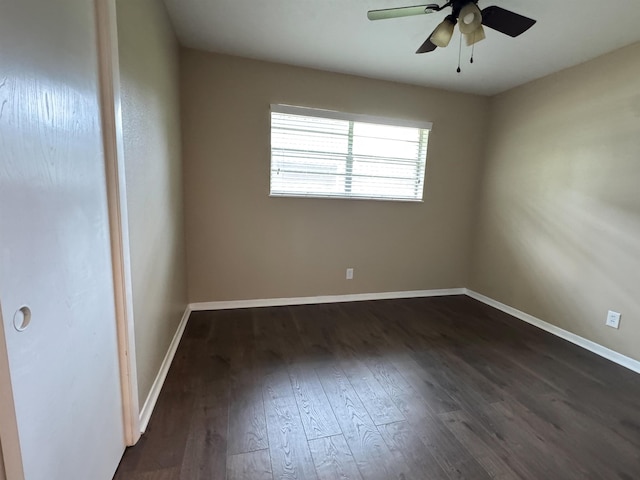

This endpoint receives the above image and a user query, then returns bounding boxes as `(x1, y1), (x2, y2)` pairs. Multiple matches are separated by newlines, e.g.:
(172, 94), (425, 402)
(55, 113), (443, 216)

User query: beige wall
(471, 42), (640, 362)
(116, 0), (188, 405)
(180, 50), (489, 302)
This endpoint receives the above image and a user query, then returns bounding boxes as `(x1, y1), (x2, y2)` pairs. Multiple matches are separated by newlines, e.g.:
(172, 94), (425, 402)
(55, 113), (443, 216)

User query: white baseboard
(465, 289), (640, 375)
(188, 288), (466, 312)
(138, 288), (638, 431)
(138, 306), (191, 433)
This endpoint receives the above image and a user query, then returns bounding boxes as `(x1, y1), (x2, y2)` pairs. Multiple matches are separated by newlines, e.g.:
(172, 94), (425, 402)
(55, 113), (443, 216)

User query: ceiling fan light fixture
(458, 2), (482, 35)
(465, 24), (486, 46)
(430, 15), (456, 48)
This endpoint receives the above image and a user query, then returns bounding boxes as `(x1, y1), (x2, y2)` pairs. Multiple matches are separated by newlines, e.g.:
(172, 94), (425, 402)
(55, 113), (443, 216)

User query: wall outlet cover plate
(606, 310), (621, 329)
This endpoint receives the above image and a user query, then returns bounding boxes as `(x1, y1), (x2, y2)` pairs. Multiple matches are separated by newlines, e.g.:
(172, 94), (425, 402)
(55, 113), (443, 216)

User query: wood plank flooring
(114, 296), (640, 480)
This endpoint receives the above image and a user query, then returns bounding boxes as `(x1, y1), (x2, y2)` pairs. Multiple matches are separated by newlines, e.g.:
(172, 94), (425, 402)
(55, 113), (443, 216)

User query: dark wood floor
(114, 296), (640, 480)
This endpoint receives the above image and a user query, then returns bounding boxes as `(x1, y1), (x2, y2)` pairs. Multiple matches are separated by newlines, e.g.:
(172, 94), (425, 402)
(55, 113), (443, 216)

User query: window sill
(269, 193), (424, 203)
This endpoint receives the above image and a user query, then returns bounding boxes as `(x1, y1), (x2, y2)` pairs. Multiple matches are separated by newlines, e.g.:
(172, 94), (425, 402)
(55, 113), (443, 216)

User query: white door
(0, 0), (126, 479)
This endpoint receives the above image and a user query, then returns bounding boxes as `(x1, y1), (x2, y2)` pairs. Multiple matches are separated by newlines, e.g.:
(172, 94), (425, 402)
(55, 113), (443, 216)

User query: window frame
(269, 104), (432, 203)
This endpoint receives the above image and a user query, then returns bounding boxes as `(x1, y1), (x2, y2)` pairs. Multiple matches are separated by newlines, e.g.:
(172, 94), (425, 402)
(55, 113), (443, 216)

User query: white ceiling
(163, 0), (640, 96)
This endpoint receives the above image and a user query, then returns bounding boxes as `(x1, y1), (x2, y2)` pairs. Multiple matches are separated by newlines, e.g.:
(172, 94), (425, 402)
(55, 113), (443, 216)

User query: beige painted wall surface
(471, 43), (640, 361)
(116, 0), (188, 405)
(181, 50), (489, 302)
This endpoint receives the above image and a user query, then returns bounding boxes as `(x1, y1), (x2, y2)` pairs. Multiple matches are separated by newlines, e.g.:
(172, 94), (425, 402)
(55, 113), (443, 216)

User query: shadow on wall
(472, 40), (640, 363)
(492, 185), (640, 329)
(479, 115), (640, 355)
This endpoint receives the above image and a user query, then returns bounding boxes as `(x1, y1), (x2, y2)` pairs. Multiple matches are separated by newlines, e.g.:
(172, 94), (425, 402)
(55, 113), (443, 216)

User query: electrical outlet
(346, 268), (354, 280)
(606, 310), (621, 329)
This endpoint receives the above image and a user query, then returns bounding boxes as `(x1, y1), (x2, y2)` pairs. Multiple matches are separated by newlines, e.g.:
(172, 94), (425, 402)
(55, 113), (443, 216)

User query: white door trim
(95, 0), (141, 446)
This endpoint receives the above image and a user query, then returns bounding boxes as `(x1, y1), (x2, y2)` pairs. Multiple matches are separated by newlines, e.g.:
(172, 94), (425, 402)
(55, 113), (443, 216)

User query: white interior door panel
(0, 1), (125, 478)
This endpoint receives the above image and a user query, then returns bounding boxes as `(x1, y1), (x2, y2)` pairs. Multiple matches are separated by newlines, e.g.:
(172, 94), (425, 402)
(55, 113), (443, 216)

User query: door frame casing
(95, 0), (141, 446)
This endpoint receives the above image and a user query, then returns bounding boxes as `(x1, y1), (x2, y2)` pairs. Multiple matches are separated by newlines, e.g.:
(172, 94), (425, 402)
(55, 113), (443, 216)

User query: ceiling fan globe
(430, 15), (456, 47)
(466, 24), (486, 46)
(458, 2), (482, 35)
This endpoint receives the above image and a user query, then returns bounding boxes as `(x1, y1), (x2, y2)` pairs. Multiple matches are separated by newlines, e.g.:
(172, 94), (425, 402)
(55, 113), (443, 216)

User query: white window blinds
(270, 105), (432, 201)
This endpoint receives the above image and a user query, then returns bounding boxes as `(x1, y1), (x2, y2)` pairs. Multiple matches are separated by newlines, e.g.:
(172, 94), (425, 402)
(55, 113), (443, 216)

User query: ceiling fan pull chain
(457, 31), (462, 73)
(471, 40), (475, 64)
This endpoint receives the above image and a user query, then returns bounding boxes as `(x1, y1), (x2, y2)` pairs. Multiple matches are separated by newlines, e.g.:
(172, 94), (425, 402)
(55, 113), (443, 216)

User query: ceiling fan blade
(367, 4), (439, 21)
(416, 33), (438, 54)
(481, 6), (536, 37)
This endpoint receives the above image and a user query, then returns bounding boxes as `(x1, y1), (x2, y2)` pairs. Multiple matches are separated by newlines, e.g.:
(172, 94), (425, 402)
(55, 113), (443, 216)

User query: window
(270, 105), (431, 202)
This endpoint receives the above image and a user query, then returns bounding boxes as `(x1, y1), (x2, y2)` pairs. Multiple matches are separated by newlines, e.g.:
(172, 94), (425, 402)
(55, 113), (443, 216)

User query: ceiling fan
(367, 1), (536, 54)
